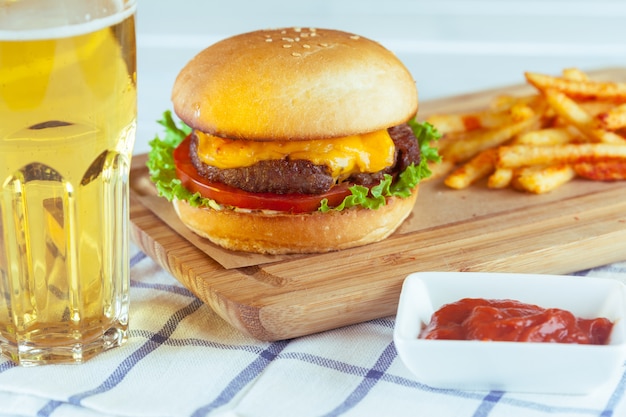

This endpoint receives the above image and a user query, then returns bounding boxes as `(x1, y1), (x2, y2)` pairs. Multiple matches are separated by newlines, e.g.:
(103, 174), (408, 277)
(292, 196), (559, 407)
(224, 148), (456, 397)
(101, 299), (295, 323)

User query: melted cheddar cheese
(195, 130), (396, 180)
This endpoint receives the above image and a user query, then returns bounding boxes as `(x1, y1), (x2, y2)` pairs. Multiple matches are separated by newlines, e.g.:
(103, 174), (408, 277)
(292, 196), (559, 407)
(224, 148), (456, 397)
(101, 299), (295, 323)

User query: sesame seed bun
(171, 27), (418, 140)
(167, 27), (422, 254)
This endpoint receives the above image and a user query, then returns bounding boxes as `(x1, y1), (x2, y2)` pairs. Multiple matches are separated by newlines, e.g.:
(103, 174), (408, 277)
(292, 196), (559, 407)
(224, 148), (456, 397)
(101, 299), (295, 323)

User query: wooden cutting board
(130, 67), (626, 341)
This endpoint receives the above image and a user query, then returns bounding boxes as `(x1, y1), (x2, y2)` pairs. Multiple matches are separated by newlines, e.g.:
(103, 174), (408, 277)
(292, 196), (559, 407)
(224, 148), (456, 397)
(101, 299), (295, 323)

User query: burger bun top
(171, 27), (418, 141)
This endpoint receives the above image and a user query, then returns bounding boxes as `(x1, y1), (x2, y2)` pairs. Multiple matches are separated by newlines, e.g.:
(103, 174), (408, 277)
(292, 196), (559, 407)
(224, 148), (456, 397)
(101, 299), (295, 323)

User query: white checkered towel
(1, 244), (625, 417)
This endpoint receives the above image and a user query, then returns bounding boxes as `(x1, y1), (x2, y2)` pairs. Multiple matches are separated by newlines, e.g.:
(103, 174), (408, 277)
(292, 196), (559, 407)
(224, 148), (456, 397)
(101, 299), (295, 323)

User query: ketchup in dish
(419, 298), (613, 345)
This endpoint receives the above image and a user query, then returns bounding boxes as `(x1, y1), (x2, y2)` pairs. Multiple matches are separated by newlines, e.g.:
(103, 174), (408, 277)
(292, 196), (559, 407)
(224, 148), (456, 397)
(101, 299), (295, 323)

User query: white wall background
(135, 0), (626, 154)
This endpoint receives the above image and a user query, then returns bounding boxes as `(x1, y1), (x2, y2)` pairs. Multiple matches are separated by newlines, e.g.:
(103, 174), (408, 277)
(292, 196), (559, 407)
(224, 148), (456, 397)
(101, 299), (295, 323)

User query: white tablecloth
(1, 243), (625, 417)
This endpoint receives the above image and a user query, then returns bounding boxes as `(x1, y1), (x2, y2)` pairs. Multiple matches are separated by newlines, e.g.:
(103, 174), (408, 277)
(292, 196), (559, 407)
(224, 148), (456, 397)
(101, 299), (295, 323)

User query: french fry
(424, 158), (456, 181)
(543, 88), (591, 126)
(426, 102), (534, 135)
(487, 168), (513, 189)
(562, 67), (589, 81)
(489, 94), (539, 112)
(511, 164), (576, 194)
(514, 127), (579, 146)
(424, 114), (469, 135)
(579, 100), (616, 117)
(573, 161), (626, 181)
(436, 68), (626, 194)
(596, 103), (626, 130)
(525, 72), (626, 102)
(585, 129), (626, 145)
(497, 143), (626, 169)
(543, 89), (626, 144)
(442, 115), (541, 163)
(444, 149), (496, 189)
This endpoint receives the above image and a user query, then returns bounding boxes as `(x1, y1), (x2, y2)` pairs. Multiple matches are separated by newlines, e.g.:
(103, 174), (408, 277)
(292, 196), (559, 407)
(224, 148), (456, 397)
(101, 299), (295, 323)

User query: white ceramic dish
(393, 271), (626, 394)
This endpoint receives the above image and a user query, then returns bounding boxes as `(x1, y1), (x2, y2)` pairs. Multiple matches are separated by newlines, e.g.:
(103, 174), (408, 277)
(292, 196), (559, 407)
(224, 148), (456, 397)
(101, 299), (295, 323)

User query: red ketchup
(419, 298), (613, 345)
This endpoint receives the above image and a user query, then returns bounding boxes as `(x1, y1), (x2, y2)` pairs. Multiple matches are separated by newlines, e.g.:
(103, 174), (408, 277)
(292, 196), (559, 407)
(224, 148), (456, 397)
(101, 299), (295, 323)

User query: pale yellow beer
(0, 0), (136, 365)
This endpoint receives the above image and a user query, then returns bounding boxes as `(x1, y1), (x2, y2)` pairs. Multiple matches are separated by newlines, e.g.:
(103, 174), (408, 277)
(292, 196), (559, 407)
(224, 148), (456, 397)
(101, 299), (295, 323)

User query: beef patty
(189, 124), (421, 195)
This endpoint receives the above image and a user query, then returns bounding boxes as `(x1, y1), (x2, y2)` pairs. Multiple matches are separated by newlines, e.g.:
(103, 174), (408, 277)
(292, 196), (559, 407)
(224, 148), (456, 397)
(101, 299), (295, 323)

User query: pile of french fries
(425, 68), (626, 193)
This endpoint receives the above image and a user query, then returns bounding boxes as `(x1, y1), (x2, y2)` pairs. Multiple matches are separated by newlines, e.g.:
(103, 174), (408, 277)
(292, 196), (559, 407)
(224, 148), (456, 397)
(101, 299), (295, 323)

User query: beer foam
(0, 1), (136, 41)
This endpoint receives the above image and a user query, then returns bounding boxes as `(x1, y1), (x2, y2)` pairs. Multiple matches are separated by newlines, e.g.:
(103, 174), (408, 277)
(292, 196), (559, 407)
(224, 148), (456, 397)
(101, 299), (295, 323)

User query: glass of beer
(0, 0), (136, 365)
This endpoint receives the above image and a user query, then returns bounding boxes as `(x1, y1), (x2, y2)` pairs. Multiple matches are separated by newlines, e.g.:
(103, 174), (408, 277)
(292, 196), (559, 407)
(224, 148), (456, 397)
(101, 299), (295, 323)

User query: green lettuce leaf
(146, 111), (218, 209)
(319, 119), (441, 212)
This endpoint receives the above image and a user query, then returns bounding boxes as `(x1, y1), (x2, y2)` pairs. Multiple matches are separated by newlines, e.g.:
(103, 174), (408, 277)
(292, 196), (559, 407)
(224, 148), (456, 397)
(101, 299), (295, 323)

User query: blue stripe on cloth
(0, 361), (15, 374)
(130, 278), (196, 298)
(573, 263), (626, 277)
(130, 251), (147, 268)
(599, 363), (626, 417)
(37, 400), (62, 417)
(472, 391), (505, 417)
(281, 351), (378, 376)
(280, 350), (492, 401)
(368, 317), (395, 329)
(320, 341), (397, 417)
(495, 397), (612, 415)
(12, 333), (626, 417)
(190, 340), (291, 417)
(128, 328), (266, 356)
(279, 346), (626, 416)
(35, 298), (205, 417)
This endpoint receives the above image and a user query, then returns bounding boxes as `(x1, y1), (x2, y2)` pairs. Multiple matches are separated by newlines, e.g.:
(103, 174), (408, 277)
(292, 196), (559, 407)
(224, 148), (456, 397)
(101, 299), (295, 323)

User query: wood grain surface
(130, 68), (626, 341)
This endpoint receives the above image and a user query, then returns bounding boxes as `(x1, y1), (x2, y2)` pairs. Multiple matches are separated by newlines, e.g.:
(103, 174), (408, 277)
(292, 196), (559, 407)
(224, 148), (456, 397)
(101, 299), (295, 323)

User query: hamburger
(148, 27), (440, 254)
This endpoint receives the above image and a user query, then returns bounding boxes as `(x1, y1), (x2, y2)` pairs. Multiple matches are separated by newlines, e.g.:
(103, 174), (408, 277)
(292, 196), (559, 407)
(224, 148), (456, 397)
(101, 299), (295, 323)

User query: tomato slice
(173, 135), (352, 213)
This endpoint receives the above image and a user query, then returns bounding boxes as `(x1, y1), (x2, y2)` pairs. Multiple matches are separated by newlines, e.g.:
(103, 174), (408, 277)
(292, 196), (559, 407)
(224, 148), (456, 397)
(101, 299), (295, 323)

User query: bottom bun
(172, 187), (419, 255)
